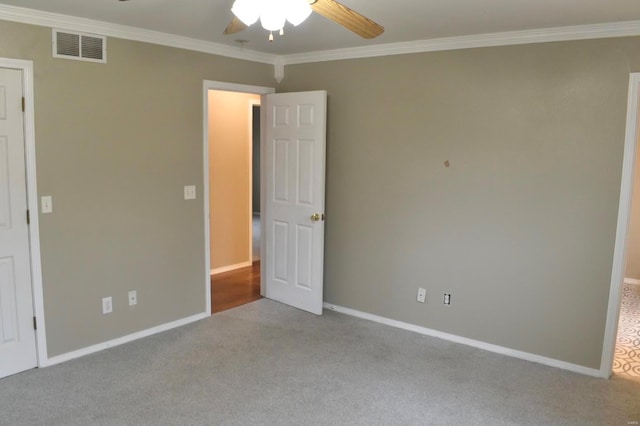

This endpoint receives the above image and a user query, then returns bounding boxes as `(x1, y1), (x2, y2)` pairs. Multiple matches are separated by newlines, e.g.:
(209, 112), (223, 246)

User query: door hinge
(33, 316), (37, 330)
(22, 97), (25, 112)
(26, 209), (30, 225)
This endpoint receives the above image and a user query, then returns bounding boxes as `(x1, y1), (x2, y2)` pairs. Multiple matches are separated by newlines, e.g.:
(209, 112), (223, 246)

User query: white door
(264, 91), (327, 315)
(0, 68), (37, 378)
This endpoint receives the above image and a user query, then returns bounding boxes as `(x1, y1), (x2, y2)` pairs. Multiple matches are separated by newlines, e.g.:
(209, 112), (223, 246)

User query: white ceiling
(2, 0), (640, 57)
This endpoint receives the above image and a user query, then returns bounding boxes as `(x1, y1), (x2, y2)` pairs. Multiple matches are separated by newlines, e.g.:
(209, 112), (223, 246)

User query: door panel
(296, 224), (313, 289)
(273, 139), (289, 201)
(0, 258), (19, 343)
(297, 139), (314, 205)
(0, 138), (11, 228)
(273, 221), (289, 281)
(0, 68), (37, 378)
(264, 91), (326, 315)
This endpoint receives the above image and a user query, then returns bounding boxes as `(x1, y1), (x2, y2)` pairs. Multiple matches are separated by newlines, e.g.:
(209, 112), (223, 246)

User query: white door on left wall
(0, 68), (37, 378)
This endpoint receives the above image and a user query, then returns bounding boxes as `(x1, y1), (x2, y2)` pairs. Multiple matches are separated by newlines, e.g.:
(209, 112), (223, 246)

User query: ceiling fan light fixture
(260, 0), (287, 32)
(230, 0), (313, 35)
(231, 0), (260, 26)
(285, 0), (312, 26)
(224, 0), (384, 40)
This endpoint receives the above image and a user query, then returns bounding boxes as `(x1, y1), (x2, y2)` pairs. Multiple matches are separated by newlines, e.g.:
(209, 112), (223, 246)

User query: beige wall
(0, 20), (274, 357)
(278, 37), (640, 369)
(4, 15), (640, 369)
(625, 132), (640, 280)
(208, 91), (260, 270)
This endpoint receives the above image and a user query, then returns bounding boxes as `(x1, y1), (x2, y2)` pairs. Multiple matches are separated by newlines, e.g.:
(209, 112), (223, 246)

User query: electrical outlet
(102, 296), (113, 314)
(417, 288), (426, 303)
(184, 185), (196, 200)
(128, 290), (137, 306)
(443, 293), (451, 305)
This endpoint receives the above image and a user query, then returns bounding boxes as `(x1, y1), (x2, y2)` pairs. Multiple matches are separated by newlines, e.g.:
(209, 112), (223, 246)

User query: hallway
(211, 262), (261, 313)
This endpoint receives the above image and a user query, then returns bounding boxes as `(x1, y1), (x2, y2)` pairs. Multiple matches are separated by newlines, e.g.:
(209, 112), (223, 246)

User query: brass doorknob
(310, 213), (325, 222)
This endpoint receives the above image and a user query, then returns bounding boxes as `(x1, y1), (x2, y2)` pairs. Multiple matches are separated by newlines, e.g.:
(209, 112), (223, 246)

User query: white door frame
(0, 57), (47, 366)
(202, 81), (275, 315)
(601, 73), (640, 378)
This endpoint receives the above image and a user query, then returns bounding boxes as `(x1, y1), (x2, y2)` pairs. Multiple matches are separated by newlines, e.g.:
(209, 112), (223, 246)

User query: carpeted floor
(613, 282), (640, 377)
(1, 299), (639, 425)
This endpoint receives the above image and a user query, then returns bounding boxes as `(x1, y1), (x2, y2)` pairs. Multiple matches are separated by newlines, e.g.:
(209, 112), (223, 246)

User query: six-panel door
(264, 91), (327, 315)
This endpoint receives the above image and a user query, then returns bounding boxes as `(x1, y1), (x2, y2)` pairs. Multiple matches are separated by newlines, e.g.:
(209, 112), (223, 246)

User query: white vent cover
(52, 29), (107, 63)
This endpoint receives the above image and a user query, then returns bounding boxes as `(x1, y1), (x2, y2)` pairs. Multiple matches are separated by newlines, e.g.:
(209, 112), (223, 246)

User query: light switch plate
(184, 185), (196, 200)
(41, 196), (53, 213)
(417, 288), (426, 303)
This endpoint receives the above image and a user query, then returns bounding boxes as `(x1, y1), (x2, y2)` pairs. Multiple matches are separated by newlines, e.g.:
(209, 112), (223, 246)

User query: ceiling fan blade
(310, 0), (384, 39)
(223, 16), (248, 35)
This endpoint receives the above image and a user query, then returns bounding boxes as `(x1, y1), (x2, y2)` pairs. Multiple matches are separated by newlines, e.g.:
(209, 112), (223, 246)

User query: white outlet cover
(128, 290), (137, 306)
(444, 293), (451, 305)
(184, 185), (196, 200)
(102, 296), (113, 314)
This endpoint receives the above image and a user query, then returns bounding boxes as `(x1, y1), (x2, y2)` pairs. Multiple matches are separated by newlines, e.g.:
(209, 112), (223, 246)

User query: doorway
(202, 83), (328, 317)
(202, 81), (275, 315)
(613, 104), (640, 378)
(209, 92), (260, 313)
(603, 73), (640, 378)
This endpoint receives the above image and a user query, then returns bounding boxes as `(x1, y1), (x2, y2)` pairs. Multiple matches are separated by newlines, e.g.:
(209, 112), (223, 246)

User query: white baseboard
(211, 261), (252, 275)
(42, 312), (208, 367)
(323, 303), (603, 378)
(624, 277), (640, 285)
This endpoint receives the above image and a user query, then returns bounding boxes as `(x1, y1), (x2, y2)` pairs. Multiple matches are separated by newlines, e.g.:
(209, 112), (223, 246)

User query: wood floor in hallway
(211, 261), (261, 313)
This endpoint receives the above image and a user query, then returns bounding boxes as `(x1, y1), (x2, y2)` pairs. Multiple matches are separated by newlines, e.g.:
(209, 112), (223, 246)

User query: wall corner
(274, 57), (284, 83)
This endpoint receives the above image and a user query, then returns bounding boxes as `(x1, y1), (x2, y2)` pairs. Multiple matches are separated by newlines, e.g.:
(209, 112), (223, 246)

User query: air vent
(52, 29), (107, 63)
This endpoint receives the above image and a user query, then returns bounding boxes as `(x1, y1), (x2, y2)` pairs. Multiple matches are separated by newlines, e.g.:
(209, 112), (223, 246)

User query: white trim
(0, 58), (47, 367)
(203, 83), (211, 315)
(210, 261), (253, 276)
(324, 303), (603, 378)
(282, 20), (640, 65)
(5, 3), (640, 69)
(203, 81), (275, 312)
(623, 277), (640, 285)
(274, 57), (285, 83)
(205, 81), (276, 95)
(601, 73), (640, 377)
(259, 96), (268, 297)
(0, 4), (276, 65)
(21, 60), (47, 366)
(42, 312), (207, 367)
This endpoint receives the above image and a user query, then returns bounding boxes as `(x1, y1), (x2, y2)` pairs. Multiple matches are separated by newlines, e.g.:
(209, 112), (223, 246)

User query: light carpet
(1, 299), (639, 425)
(614, 282), (640, 377)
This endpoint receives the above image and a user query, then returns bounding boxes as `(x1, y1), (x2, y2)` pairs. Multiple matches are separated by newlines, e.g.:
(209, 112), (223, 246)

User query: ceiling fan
(224, 0), (384, 40)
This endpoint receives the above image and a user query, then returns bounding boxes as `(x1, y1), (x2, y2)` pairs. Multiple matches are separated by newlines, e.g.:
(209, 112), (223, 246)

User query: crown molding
(4, 3), (640, 76)
(0, 4), (277, 65)
(281, 20), (640, 65)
